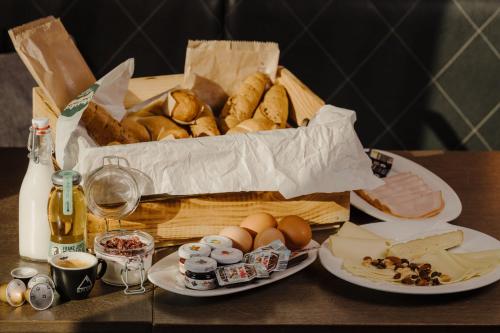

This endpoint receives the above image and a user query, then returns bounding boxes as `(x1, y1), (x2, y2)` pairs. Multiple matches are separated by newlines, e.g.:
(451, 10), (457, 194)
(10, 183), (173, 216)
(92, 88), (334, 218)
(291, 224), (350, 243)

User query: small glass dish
(94, 230), (154, 294)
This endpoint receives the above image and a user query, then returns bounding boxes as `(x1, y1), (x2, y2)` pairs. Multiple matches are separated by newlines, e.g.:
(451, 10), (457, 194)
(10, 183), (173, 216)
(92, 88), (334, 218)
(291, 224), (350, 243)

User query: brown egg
(219, 226), (253, 253)
(240, 213), (277, 237)
(278, 215), (312, 250)
(253, 228), (285, 250)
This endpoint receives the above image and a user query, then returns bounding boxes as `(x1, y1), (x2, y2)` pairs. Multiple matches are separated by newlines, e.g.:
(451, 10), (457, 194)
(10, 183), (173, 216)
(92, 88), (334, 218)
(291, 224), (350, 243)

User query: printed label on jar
(184, 275), (217, 291)
(49, 241), (86, 256)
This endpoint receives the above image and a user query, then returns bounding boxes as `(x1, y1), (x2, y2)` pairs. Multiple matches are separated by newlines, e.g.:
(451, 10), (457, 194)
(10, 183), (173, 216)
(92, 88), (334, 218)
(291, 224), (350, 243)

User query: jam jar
(184, 257), (217, 290)
(178, 243), (211, 275)
(94, 230), (154, 294)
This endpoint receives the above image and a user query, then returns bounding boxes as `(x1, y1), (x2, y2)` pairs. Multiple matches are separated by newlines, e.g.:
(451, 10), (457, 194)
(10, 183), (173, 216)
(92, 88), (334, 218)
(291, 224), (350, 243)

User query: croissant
(138, 116), (190, 140)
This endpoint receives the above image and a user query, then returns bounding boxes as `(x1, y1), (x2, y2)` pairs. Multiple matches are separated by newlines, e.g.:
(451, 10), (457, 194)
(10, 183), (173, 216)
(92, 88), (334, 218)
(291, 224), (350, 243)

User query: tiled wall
(1, 0), (499, 150)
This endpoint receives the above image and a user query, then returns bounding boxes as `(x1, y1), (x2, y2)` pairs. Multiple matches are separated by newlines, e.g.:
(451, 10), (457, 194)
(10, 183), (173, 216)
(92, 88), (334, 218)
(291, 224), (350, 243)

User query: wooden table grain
(0, 149), (499, 333)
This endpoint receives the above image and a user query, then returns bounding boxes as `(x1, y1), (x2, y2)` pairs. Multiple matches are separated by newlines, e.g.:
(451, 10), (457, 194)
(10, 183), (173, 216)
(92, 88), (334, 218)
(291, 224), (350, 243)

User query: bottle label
(49, 241), (85, 256)
(62, 171), (73, 215)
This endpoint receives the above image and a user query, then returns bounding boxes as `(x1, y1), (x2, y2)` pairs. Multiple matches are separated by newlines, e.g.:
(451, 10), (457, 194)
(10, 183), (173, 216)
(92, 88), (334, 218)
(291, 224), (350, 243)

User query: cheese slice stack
(388, 230), (464, 260)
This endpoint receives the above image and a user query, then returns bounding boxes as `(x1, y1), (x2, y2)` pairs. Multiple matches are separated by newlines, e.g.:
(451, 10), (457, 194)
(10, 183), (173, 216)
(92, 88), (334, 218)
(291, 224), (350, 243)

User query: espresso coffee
(49, 252), (106, 300)
(55, 259), (90, 269)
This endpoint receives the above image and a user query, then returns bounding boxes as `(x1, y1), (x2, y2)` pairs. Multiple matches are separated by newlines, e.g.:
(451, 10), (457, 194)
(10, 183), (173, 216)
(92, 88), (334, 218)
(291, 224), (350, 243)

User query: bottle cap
(210, 247), (243, 265)
(184, 257), (217, 273)
(25, 283), (54, 311)
(32, 118), (49, 129)
(178, 243), (211, 259)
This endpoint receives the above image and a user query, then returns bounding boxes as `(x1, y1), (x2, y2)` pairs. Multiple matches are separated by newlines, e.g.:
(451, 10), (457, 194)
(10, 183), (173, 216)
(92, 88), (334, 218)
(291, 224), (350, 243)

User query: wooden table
(0, 149), (499, 332)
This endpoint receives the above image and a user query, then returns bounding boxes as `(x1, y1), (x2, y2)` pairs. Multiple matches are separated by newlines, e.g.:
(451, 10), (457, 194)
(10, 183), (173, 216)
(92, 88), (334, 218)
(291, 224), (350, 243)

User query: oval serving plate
(149, 240), (319, 297)
(351, 150), (462, 224)
(319, 221), (500, 295)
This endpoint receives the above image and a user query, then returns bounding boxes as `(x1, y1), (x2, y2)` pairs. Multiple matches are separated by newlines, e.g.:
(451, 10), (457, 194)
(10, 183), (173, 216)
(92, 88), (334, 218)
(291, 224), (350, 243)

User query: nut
(401, 277), (414, 285)
(393, 273), (401, 280)
(440, 274), (451, 283)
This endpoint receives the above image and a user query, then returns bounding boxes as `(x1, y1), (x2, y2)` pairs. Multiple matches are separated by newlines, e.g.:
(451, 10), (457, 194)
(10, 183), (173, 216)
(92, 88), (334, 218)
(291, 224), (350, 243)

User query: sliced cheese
(329, 235), (390, 263)
(336, 221), (384, 240)
(388, 230), (463, 260)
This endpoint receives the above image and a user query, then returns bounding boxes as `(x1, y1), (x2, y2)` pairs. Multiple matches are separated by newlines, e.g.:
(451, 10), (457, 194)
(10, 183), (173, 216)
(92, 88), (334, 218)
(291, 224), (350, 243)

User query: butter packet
(244, 240), (291, 272)
(215, 263), (269, 287)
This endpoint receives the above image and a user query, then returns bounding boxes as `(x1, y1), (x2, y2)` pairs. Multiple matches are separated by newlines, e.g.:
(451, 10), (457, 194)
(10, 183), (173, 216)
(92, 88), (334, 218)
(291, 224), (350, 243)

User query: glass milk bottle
(19, 118), (54, 261)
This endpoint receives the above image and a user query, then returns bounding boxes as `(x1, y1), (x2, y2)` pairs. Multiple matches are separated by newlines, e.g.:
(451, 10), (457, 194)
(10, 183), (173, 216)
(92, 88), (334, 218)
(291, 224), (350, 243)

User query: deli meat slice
(356, 172), (444, 219)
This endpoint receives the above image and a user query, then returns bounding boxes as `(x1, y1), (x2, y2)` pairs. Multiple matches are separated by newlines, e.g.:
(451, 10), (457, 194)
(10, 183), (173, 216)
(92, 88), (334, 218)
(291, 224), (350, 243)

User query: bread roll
(226, 117), (274, 135)
(121, 116), (151, 142)
(138, 116), (189, 140)
(190, 106), (221, 137)
(253, 84), (288, 128)
(81, 102), (138, 146)
(133, 100), (164, 117)
(164, 89), (203, 123)
(220, 72), (270, 132)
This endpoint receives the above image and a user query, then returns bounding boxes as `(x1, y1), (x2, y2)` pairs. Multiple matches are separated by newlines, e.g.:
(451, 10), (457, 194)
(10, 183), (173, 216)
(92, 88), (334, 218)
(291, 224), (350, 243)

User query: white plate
(319, 221), (500, 294)
(149, 240), (319, 297)
(350, 150), (462, 224)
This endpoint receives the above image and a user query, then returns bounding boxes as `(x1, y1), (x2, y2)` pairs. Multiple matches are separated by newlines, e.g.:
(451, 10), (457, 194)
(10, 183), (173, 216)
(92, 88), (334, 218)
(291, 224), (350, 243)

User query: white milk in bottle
(19, 118), (54, 261)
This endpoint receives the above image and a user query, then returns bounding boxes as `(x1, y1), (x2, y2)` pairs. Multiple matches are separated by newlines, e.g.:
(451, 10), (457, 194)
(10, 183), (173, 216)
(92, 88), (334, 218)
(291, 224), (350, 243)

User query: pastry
(81, 102), (138, 146)
(190, 106), (221, 137)
(220, 72), (270, 132)
(164, 89), (203, 123)
(226, 117), (274, 135)
(253, 83), (288, 128)
(138, 116), (189, 140)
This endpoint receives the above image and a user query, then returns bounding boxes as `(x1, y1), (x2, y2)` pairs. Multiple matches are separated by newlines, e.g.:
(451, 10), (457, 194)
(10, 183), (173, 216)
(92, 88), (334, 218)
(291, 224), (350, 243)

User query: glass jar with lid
(47, 170), (87, 256)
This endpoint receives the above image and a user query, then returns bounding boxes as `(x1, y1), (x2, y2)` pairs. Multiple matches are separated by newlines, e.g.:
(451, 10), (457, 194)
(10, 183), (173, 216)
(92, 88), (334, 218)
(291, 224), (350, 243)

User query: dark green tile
(351, 34), (429, 122)
(371, 0), (418, 26)
(437, 37), (500, 126)
(463, 134), (490, 150)
(396, 0), (475, 74)
(482, 14), (500, 51)
(281, 34), (345, 100)
(329, 84), (387, 147)
(392, 86), (470, 150)
(478, 108), (500, 150)
(455, 0), (499, 27)
(310, 0), (390, 74)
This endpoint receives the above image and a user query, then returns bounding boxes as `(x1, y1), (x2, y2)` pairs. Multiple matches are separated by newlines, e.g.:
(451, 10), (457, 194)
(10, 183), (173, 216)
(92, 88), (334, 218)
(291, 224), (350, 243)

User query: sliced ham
(356, 172), (444, 219)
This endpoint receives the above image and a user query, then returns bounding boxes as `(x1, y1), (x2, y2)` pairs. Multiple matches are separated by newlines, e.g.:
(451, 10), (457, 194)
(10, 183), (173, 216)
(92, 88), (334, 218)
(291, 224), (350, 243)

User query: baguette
(220, 72), (270, 132)
(226, 117), (274, 135)
(190, 106), (221, 137)
(253, 83), (288, 128)
(166, 89), (203, 123)
(81, 102), (138, 145)
(138, 116), (190, 140)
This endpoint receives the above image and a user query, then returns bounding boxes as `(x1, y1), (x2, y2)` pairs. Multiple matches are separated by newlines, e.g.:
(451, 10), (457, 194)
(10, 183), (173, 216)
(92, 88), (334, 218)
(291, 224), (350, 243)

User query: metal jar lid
(52, 170), (82, 186)
(210, 247), (243, 265)
(200, 235), (233, 249)
(178, 243), (212, 259)
(184, 257), (217, 274)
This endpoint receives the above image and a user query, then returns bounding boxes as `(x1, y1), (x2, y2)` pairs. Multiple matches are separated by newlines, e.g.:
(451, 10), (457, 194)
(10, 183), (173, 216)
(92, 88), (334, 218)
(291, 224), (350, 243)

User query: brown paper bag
(9, 16), (95, 111)
(183, 40), (280, 112)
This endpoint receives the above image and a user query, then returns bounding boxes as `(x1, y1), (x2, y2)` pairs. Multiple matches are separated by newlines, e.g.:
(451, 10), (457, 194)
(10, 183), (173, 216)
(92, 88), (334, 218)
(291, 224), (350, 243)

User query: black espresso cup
(49, 252), (107, 300)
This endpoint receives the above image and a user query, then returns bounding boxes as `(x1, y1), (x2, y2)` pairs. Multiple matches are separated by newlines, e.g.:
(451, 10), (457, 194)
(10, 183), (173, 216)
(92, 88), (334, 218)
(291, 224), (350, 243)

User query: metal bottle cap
(25, 283), (54, 311)
(51, 170), (82, 186)
(28, 274), (55, 289)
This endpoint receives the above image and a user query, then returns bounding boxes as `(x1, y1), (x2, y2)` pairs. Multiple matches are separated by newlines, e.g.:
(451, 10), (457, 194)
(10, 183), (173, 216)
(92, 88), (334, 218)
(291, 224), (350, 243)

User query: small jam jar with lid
(210, 247), (243, 266)
(178, 243), (211, 274)
(184, 257), (217, 290)
(200, 235), (232, 249)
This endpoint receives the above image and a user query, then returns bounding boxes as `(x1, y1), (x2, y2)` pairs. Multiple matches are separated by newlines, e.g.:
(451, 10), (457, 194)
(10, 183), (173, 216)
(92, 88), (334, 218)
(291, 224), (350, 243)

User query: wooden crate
(33, 70), (350, 247)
